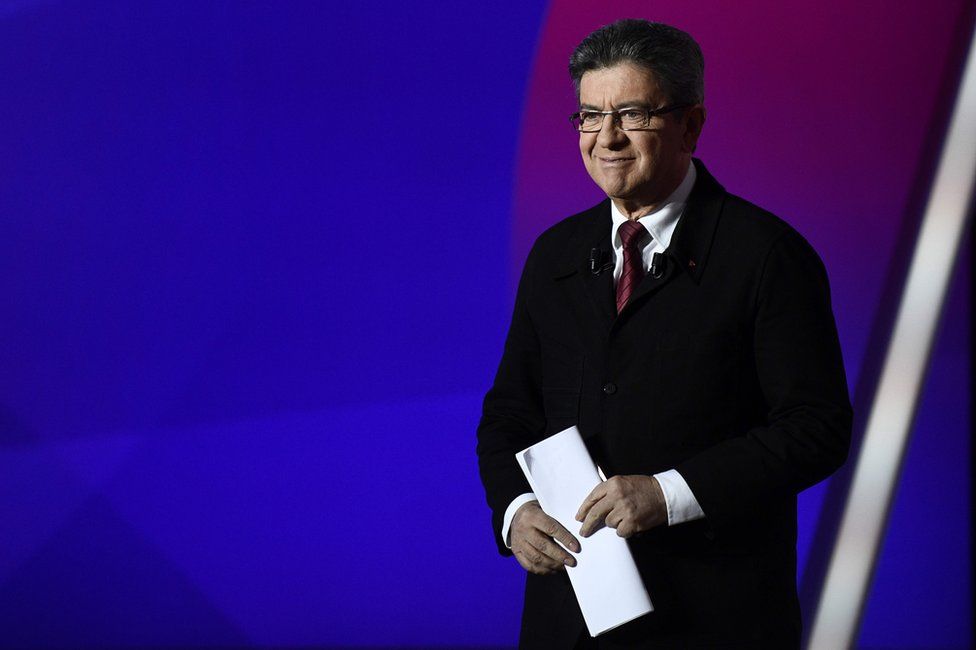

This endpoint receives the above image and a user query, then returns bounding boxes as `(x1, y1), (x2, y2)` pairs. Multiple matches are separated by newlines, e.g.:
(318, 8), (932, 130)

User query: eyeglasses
(569, 104), (690, 132)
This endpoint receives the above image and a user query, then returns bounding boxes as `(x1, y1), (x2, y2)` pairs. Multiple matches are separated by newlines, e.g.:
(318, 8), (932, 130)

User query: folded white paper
(516, 426), (653, 637)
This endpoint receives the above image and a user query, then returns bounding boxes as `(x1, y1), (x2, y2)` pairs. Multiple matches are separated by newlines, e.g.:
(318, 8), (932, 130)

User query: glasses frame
(569, 104), (692, 132)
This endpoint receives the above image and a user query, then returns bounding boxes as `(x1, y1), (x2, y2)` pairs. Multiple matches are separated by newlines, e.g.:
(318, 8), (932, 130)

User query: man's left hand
(575, 475), (667, 538)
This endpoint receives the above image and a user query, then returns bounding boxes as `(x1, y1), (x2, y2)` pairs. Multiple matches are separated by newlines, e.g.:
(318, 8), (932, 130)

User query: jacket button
(602, 382), (617, 395)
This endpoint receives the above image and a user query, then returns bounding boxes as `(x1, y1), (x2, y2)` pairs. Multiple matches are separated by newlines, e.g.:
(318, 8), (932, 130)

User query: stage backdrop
(0, 1), (970, 648)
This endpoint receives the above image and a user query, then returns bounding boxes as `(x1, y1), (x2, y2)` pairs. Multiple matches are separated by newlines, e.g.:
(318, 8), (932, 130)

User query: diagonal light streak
(807, 21), (976, 650)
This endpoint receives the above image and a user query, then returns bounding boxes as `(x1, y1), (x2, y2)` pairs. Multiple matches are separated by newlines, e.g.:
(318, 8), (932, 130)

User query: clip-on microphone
(650, 252), (667, 279)
(589, 248), (613, 275)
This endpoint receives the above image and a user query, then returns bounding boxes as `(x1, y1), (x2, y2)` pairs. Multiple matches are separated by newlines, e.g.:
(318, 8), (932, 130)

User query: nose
(596, 113), (626, 149)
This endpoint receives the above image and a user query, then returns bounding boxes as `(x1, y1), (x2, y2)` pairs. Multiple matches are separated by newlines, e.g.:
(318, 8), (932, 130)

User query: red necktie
(616, 220), (646, 313)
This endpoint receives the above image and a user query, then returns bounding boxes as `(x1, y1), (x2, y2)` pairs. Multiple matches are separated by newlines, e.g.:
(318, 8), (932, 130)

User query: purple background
(0, 1), (970, 647)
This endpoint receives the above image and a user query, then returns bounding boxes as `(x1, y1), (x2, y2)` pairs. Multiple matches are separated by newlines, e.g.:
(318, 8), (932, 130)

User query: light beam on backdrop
(807, 20), (976, 650)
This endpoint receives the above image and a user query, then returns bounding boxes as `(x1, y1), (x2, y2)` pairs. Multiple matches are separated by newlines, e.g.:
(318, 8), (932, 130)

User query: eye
(580, 111), (602, 125)
(620, 109), (646, 125)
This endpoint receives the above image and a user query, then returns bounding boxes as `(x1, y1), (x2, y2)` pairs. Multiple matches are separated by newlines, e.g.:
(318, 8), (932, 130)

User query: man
(476, 19), (852, 649)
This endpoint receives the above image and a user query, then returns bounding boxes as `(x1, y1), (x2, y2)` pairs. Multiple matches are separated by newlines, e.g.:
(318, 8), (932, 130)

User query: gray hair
(569, 19), (704, 106)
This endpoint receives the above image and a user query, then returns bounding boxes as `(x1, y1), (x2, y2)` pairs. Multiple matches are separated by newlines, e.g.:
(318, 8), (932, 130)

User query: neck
(611, 195), (670, 221)
(611, 158), (691, 220)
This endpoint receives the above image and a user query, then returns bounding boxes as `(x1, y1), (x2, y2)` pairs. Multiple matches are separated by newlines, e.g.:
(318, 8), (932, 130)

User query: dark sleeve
(675, 229), (853, 532)
(476, 244), (546, 556)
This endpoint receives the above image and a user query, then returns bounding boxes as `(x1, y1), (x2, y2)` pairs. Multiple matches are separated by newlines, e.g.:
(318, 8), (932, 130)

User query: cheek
(580, 143), (597, 170)
(636, 141), (657, 160)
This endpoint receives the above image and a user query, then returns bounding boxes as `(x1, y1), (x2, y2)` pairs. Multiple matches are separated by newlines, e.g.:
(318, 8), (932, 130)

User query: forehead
(578, 63), (662, 107)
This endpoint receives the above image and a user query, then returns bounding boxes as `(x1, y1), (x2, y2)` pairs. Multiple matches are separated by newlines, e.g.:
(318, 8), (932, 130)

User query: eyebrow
(579, 101), (654, 110)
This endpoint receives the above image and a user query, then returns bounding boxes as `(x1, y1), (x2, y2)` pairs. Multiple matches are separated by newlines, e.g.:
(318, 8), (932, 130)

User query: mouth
(598, 156), (634, 166)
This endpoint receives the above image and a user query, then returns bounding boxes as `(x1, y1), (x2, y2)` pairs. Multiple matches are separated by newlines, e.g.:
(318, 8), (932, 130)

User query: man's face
(578, 63), (699, 211)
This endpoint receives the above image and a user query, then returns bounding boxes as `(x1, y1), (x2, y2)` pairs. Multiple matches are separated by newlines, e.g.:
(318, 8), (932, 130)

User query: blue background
(0, 1), (970, 647)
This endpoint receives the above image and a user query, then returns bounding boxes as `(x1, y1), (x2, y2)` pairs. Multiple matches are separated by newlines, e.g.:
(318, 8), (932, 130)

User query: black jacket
(476, 159), (852, 648)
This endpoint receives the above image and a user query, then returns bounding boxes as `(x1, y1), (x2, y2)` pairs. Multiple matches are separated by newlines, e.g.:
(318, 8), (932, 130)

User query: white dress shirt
(502, 161), (706, 548)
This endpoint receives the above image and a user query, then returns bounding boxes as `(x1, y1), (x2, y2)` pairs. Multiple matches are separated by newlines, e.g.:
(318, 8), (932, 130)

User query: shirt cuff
(501, 492), (538, 549)
(653, 469), (705, 525)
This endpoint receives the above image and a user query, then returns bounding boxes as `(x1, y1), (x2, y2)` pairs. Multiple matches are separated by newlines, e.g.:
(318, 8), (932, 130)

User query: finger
(616, 521), (635, 538)
(528, 528), (577, 567)
(522, 509), (580, 551)
(513, 548), (533, 572)
(513, 507), (551, 538)
(512, 528), (554, 572)
(575, 483), (608, 522)
(514, 547), (558, 575)
(604, 507), (632, 537)
(514, 536), (559, 572)
(580, 499), (616, 537)
(523, 536), (566, 572)
(531, 522), (576, 566)
(539, 515), (581, 553)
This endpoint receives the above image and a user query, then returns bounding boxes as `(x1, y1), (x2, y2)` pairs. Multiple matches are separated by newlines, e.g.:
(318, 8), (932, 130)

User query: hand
(510, 501), (581, 575)
(575, 475), (667, 539)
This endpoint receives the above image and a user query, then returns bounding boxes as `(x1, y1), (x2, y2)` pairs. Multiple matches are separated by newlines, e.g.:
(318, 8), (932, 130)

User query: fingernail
(564, 558), (576, 567)
(571, 543), (580, 552)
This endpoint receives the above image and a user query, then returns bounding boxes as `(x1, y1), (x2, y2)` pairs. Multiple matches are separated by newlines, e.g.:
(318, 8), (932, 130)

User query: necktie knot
(619, 219), (646, 251)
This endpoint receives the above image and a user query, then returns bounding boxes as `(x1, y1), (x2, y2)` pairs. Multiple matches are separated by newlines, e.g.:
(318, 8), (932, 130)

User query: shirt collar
(610, 160), (697, 250)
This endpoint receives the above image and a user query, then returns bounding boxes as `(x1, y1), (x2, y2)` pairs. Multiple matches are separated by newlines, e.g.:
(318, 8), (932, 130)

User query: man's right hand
(510, 500), (580, 574)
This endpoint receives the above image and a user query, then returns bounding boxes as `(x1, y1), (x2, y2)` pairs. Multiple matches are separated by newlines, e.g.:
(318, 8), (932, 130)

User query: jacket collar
(665, 158), (726, 284)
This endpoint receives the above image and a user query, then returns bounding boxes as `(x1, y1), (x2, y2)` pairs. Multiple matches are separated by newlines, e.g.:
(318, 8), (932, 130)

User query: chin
(602, 183), (634, 199)
(594, 177), (629, 197)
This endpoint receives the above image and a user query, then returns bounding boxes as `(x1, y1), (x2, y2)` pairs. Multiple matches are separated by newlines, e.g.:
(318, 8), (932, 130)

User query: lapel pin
(688, 259), (696, 269)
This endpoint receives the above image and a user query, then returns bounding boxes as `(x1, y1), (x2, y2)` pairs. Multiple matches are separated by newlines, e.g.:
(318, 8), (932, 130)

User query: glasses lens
(619, 109), (649, 129)
(576, 111), (603, 132)
(573, 109), (652, 132)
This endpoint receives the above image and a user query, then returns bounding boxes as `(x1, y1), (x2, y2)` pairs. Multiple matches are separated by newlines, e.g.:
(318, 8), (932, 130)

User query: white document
(516, 426), (653, 637)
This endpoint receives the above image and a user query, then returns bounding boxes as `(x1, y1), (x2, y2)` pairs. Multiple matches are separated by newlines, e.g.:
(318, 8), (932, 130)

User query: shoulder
(715, 192), (829, 294)
(720, 193), (795, 244)
(718, 192), (822, 265)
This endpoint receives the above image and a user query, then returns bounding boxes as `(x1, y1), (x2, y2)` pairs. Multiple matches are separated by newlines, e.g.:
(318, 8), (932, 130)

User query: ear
(682, 104), (706, 153)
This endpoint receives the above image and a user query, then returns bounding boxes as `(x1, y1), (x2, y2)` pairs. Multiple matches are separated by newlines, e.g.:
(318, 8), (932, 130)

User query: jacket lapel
(617, 158), (727, 316)
(549, 159), (727, 330)
(666, 158), (726, 284)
